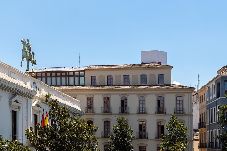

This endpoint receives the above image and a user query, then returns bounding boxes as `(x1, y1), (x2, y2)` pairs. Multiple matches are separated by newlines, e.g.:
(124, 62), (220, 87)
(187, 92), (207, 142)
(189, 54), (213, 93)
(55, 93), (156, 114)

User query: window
(138, 121), (147, 139)
(34, 114), (38, 134)
(175, 96), (184, 114)
(213, 107), (216, 123)
(158, 74), (164, 85)
(139, 146), (146, 151)
(103, 121), (110, 138)
(157, 121), (164, 139)
(107, 75), (113, 86)
(156, 96), (165, 114)
(217, 82), (220, 98)
(123, 75), (130, 85)
(140, 74), (147, 85)
(120, 96), (128, 113)
(209, 108), (213, 123)
(56, 77), (61, 86)
(52, 77), (56, 86)
(217, 105), (220, 122)
(86, 97), (94, 113)
(79, 72), (85, 86)
(47, 77), (51, 85)
(138, 96), (146, 113)
(224, 80), (227, 95)
(103, 97), (111, 113)
(12, 110), (17, 140)
(91, 76), (96, 86)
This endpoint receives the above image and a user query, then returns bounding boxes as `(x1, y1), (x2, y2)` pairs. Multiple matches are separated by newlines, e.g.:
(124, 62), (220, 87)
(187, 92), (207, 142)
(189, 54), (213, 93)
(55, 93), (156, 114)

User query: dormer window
(158, 74), (164, 85)
(107, 75), (113, 86)
(140, 74), (147, 85)
(123, 75), (130, 85)
(91, 76), (96, 86)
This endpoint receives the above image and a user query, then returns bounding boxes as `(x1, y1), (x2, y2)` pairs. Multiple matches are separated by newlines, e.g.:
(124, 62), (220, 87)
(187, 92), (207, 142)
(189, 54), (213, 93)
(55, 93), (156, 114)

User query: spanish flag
(45, 112), (49, 126)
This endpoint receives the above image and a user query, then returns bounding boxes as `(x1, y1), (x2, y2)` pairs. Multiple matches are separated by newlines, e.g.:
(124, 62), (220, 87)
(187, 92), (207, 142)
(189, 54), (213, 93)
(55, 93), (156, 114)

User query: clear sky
(0, 0), (227, 88)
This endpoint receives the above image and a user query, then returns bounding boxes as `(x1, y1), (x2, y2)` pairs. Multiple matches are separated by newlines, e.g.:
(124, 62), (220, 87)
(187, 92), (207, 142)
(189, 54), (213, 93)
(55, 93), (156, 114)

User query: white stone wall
(0, 61), (81, 145)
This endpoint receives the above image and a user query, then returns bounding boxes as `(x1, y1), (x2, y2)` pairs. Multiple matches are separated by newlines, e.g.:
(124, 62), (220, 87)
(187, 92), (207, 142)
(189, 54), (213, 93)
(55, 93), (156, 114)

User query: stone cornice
(0, 78), (36, 99)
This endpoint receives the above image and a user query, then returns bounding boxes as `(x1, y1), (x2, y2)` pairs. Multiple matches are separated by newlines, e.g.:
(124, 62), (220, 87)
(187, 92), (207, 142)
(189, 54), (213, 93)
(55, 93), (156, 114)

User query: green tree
(218, 104), (227, 151)
(0, 136), (30, 151)
(26, 97), (98, 151)
(109, 117), (134, 151)
(160, 115), (188, 151)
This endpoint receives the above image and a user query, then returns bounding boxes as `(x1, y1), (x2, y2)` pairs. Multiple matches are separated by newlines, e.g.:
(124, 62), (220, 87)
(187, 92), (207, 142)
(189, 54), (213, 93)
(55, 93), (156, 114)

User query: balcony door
(121, 96), (127, 113)
(157, 121), (164, 138)
(139, 121), (146, 138)
(157, 96), (164, 113)
(103, 97), (110, 113)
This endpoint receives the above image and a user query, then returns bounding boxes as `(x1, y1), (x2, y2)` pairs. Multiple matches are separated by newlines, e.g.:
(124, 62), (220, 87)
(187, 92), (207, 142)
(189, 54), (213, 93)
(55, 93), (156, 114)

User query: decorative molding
(9, 95), (22, 111)
(0, 78), (36, 99)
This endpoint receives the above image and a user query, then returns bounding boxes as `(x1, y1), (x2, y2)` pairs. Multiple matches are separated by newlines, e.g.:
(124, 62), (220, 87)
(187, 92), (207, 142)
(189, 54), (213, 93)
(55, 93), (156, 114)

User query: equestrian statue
(21, 39), (37, 71)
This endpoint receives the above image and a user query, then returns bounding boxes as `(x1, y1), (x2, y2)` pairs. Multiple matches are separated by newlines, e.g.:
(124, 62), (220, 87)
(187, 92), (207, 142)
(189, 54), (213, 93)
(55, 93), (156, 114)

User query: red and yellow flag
(44, 112), (49, 126)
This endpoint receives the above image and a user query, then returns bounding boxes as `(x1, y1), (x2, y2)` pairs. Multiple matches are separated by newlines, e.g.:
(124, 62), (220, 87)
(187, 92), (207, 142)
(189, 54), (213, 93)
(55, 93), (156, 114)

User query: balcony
(101, 107), (112, 113)
(198, 122), (206, 129)
(137, 131), (148, 139)
(155, 107), (166, 114)
(85, 107), (95, 114)
(198, 143), (207, 148)
(137, 107), (147, 114)
(174, 108), (184, 114)
(101, 131), (111, 138)
(119, 106), (129, 114)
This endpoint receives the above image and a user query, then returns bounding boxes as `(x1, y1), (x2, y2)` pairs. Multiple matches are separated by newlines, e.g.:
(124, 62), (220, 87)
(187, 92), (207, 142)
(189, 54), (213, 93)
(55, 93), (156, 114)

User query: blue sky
(0, 0), (227, 88)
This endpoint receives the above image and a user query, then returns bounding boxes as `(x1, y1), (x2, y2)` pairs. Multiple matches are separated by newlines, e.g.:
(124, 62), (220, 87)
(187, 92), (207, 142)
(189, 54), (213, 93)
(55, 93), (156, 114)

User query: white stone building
(29, 61), (194, 151)
(0, 61), (81, 145)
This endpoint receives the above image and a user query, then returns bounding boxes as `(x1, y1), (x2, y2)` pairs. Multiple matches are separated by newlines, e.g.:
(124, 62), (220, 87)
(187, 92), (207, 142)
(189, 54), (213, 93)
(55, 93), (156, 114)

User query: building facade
(198, 86), (207, 151)
(193, 91), (199, 130)
(0, 61), (81, 145)
(29, 62), (194, 151)
(198, 66), (227, 151)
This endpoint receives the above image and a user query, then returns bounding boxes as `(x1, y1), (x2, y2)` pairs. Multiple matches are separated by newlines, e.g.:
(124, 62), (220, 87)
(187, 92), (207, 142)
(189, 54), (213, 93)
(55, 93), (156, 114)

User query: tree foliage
(0, 136), (30, 151)
(26, 97), (98, 151)
(218, 104), (227, 151)
(109, 117), (134, 151)
(160, 115), (188, 151)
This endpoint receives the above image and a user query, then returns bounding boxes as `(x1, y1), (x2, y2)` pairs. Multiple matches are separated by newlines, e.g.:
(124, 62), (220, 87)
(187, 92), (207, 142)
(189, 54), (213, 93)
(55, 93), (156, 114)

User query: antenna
(79, 53), (80, 68)
(197, 74), (200, 91)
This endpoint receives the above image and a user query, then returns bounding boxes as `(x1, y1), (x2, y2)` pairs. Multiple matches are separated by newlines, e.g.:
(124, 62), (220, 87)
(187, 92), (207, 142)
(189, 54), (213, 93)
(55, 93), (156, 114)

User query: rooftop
(217, 65), (227, 75)
(56, 84), (194, 91)
(85, 63), (173, 70)
(30, 63), (173, 72)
